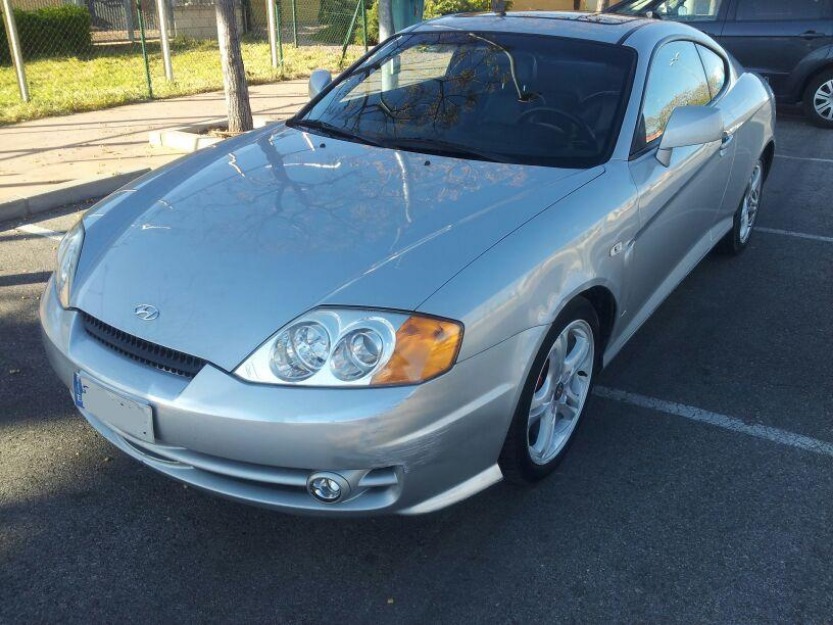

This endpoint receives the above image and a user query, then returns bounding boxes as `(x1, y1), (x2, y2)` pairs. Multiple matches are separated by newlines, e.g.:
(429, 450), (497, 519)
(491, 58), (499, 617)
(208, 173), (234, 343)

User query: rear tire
(719, 158), (764, 256)
(803, 70), (833, 128)
(499, 297), (600, 484)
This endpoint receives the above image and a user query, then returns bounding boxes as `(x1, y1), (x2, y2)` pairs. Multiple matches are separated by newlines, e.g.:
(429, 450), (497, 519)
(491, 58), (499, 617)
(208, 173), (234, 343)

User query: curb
(149, 115), (277, 154)
(0, 168), (150, 224)
(149, 119), (226, 153)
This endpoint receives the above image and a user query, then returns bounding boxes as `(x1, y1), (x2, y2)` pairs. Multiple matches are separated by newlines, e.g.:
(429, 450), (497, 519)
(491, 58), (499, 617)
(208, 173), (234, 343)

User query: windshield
(293, 31), (636, 168)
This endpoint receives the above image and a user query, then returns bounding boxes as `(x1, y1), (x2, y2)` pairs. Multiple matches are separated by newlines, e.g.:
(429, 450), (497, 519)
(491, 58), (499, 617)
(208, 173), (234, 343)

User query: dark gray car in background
(608, 0), (833, 127)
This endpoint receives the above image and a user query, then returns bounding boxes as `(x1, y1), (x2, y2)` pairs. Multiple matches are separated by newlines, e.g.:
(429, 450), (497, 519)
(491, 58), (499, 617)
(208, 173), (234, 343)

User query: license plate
(73, 372), (155, 443)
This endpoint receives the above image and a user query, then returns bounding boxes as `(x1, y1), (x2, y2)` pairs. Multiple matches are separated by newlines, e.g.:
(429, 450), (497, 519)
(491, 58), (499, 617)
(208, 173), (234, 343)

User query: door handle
(801, 30), (826, 40)
(720, 131), (734, 155)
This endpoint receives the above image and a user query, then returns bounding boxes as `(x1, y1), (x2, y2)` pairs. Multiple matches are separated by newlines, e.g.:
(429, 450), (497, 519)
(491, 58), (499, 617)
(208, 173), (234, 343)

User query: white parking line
(775, 154), (833, 165)
(594, 386), (833, 459)
(15, 224), (65, 242)
(757, 227), (833, 244)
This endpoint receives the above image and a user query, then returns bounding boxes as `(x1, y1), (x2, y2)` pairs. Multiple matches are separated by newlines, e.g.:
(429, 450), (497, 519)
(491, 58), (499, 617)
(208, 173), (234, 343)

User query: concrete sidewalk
(0, 80), (309, 206)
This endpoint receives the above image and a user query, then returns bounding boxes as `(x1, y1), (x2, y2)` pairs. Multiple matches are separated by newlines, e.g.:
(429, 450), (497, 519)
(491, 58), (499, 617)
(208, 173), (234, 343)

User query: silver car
(41, 12), (775, 515)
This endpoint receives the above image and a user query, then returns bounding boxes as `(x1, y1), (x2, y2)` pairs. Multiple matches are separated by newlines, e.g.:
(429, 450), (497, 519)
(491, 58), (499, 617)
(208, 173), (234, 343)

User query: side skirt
(602, 215), (734, 367)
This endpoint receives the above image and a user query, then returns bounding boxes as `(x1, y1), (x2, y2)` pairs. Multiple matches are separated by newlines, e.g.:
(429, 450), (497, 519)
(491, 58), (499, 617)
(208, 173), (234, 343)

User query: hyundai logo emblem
(134, 304), (159, 321)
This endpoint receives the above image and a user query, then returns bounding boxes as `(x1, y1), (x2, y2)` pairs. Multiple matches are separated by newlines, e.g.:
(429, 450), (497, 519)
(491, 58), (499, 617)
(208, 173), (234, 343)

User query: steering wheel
(517, 107), (597, 146)
(578, 91), (621, 128)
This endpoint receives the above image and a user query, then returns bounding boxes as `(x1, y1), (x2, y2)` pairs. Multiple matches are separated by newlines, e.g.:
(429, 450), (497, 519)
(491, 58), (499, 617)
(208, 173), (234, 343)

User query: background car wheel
(719, 159), (764, 256)
(803, 70), (833, 128)
(499, 297), (600, 484)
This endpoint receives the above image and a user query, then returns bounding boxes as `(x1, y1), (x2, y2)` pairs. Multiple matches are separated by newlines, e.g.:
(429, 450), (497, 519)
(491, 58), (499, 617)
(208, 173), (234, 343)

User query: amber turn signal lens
(372, 315), (463, 385)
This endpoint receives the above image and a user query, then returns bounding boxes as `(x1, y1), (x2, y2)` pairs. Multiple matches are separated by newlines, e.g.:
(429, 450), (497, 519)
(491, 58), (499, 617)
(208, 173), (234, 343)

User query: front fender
(418, 163), (639, 363)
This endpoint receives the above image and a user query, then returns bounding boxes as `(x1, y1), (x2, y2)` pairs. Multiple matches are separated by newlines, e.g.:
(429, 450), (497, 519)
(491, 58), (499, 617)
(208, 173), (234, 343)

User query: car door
(718, 0), (833, 100)
(626, 40), (734, 323)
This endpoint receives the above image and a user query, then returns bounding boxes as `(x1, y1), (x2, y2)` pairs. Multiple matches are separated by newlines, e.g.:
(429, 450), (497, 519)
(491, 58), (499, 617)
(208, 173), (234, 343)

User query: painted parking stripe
(594, 386), (833, 459)
(15, 224), (65, 242)
(756, 227), (833, 244)
(775, 154), (833, 165)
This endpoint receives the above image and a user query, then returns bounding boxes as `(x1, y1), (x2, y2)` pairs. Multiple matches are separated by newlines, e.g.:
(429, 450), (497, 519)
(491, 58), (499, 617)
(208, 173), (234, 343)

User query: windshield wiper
(384, 138), (509, 163)
(288, 119), (385, 148)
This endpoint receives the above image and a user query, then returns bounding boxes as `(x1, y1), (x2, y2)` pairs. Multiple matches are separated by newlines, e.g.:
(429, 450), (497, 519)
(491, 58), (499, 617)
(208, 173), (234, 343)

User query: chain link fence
(0, 0), (367, 123)
(1, 0), (593, 124)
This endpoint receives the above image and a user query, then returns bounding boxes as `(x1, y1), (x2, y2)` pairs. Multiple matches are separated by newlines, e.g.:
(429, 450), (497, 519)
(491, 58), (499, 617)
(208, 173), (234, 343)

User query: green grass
(0, 38), (361, 125)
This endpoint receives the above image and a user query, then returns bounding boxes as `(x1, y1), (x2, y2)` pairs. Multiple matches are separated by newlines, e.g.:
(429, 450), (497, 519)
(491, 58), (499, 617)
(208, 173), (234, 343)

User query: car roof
(410, 11), (684, 47)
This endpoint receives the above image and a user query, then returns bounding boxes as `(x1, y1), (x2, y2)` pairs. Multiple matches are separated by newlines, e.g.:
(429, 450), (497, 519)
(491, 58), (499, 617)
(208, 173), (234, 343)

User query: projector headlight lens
(235, 309), (463, 387)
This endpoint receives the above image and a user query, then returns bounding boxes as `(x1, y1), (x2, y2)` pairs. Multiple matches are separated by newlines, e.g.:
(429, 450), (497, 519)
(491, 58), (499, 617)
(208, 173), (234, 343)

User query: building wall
(11, 0), (65, 11)
(172, 4), (244, 39)
(509, 0), (594, 10)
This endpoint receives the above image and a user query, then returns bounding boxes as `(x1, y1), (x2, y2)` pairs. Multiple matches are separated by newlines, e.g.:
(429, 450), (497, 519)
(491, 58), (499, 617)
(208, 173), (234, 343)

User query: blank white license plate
(73, 372), (155, 443)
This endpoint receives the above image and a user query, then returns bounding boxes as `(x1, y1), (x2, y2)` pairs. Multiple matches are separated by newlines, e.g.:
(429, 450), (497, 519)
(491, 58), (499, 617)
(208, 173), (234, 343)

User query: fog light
(307, 472), (350, 503)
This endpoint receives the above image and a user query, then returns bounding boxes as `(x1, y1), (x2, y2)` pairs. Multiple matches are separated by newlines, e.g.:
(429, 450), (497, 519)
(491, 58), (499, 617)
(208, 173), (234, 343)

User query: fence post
(360, 0), (367, 51)
(266, 0), (278, 67)
(156, 0), (174, 80)
(137, 0), (154, 98)
(275, 0), (283, 66)
(1, 0), (29, 102)
(290, 0), (297, 47)
(124, 0), (136, 41)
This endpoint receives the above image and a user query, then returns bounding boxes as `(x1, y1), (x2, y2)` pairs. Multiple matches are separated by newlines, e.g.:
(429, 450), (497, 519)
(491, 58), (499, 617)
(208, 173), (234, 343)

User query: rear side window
(635, 41), (711, 151)
(735, 0), (831, 21)
(696, 45), (727, 99)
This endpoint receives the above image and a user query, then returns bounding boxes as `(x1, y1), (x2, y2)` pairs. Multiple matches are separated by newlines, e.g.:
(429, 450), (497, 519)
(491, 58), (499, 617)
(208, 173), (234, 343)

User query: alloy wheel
(814, 79), (833, 121)
(527, 319), (594, 465)
(739, 162), (763, 244)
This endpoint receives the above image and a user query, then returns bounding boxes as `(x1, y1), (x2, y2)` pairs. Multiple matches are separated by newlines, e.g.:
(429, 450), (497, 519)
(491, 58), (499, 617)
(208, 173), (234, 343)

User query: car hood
(74, 124), (601, 371)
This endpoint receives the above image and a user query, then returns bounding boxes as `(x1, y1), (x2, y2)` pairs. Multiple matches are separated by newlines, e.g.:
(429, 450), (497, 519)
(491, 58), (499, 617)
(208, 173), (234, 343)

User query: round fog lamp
(307, 472), (349, 503)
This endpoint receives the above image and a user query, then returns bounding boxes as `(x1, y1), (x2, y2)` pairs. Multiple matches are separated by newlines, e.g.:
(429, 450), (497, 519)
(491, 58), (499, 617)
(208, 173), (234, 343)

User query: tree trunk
(377, 0), (393, 42)
(216, 0), (253, 133)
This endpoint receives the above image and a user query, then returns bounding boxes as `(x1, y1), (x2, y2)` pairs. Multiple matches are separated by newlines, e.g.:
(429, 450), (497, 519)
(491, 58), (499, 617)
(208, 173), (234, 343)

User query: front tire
(719, 158), (764, 255)
(803, 70), (833, 128)
(499, 297), (600, 484)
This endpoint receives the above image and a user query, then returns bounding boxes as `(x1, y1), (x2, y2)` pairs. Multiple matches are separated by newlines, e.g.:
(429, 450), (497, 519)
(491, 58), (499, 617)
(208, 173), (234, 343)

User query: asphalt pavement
(1, 114), (832, 624)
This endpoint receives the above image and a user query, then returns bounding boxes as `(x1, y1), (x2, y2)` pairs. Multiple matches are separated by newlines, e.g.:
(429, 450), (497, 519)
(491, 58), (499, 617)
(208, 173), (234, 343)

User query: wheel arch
(576, 285), (618, 354)
(761, 140), (776, 181)
(799, 62), (833, 105)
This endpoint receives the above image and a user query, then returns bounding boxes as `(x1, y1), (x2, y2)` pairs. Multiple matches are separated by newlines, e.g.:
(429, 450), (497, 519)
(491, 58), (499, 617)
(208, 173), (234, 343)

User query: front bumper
(40, 281), (545, 515)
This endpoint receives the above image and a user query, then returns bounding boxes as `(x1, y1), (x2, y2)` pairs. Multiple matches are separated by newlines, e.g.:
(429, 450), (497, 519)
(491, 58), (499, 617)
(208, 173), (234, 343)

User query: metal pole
(275, 0), (283, 66)
(266, 0), (278, 67)
(155, 0), (173, 80)
(290, 0), (297, 47)
(1, 0), (29, 102)
(340, 0), (360, 67)
(360, 0), (367, 51)
(137, 0), (154, 98)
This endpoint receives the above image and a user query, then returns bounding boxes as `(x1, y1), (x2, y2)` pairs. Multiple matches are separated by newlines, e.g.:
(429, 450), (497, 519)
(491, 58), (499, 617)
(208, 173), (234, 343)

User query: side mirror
(656, 106), (724, 167)
(308, 69), (332, 99)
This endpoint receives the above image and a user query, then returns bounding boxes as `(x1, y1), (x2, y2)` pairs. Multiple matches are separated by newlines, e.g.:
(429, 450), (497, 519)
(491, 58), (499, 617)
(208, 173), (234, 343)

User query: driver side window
(633, 41), (712, 153)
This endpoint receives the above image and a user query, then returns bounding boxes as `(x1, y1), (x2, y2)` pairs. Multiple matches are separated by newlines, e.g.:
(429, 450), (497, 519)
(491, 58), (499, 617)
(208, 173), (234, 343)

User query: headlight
(54, 220), (85, 309)
(235, 308), (463, 387)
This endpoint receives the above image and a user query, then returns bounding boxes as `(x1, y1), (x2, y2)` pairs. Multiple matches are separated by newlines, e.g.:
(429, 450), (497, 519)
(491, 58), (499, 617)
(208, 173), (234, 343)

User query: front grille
(81, 312), (206, 379)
